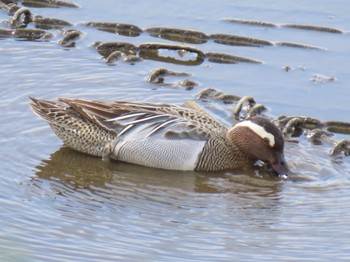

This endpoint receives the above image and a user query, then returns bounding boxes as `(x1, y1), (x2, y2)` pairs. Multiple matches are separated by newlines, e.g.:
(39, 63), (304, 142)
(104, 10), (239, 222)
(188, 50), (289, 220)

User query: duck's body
(30, 98), (288, 175)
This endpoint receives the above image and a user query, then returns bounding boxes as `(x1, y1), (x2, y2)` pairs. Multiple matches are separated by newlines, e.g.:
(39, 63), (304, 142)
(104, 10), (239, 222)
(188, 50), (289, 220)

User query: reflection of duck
(30, 98), (288, 176)
(34, 146), (199, 191)
(34, 147), (283, 195)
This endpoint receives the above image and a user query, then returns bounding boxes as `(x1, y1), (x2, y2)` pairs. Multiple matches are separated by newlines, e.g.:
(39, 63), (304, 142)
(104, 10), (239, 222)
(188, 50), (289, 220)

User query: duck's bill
(271, 153), (289, 178)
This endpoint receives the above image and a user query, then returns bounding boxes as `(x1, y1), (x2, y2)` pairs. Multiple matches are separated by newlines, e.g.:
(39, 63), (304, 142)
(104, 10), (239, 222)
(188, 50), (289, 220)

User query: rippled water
(1, 0), (350, 261)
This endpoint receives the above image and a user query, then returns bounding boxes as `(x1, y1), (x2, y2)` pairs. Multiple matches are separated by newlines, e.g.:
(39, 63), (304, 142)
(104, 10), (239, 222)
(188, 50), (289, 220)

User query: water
(1, 0), (350, 261)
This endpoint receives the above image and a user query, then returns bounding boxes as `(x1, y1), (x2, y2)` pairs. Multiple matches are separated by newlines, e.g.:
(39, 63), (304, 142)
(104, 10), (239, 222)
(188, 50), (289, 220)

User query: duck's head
(227, 117), (288, 177)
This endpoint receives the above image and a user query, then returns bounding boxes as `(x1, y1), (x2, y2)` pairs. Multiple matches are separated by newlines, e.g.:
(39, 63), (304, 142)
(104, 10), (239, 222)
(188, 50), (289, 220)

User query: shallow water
(1, 0), (350, 261)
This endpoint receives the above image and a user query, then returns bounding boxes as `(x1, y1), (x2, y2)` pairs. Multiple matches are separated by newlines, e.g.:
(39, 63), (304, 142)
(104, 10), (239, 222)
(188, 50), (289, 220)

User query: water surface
(1, 0), (350, 261)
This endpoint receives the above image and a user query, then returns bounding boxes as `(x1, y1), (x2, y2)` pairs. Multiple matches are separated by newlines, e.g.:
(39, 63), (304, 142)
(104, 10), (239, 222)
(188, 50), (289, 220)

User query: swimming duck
(30, 97), (288, 176)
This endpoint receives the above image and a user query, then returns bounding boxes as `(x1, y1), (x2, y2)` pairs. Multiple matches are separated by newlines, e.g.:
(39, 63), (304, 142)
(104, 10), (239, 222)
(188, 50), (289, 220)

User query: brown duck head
(227, 117), (289, 177)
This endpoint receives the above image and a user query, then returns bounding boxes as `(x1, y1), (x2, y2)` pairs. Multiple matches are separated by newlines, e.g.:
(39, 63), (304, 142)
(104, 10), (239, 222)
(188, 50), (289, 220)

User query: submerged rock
(224, 18), (277, 27)
(311, 74), (336, 83)
(33, 15), (73, 29)
(197, 88), (241, 104)
(59, 29), (81, 47)
(22, 0), (79, 8)
(326, 121), (350, 135)
(206, 52), (262, 64)
(145, 27), (209, 44)
(148, 68), (190, 83)
(210, 33), (273, 47)
(0, 2), (21, 15)
(0, 28), (53, 40)
(148, 68), (195, 89)
(330, 139), (350, 157)
(139, 43), (205, 66)
(95, 42), (139, 57)
(10, 7), (32, 28)
(276, 42), (325, 50)
(83, 22), (142, 37)
(282, 24), (343, 34)
(307, 129), (333, 145)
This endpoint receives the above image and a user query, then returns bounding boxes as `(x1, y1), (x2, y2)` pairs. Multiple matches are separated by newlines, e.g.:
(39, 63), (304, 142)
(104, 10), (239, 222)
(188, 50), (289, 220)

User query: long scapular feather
(106, 112), (147, 122)
(127, 114), (168, 125)
(117, 124), (135, 137)
(145, 118), (180, 138)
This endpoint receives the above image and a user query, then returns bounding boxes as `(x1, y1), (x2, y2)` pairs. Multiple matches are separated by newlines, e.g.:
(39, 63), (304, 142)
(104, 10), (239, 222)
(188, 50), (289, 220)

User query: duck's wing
(58, 98), (228, 141)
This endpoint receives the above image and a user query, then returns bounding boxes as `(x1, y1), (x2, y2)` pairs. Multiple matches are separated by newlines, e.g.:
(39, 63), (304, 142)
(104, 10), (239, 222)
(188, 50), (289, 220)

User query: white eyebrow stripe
(235, 120), (275, 147)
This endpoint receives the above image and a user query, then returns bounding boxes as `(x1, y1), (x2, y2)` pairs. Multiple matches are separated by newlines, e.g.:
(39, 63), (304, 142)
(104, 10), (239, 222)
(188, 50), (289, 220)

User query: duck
(30, 97), (288, 176)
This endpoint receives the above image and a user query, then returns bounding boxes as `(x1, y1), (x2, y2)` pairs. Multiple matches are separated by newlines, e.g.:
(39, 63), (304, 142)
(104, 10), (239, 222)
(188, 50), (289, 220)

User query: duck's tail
(29, 97), (115, 157)
(29, 97), (70, 125)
